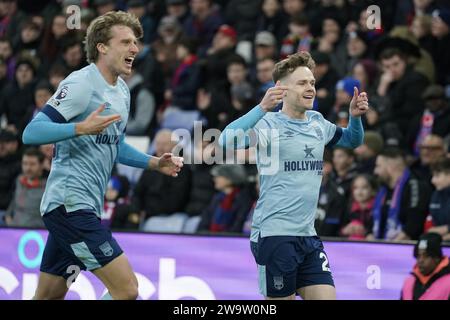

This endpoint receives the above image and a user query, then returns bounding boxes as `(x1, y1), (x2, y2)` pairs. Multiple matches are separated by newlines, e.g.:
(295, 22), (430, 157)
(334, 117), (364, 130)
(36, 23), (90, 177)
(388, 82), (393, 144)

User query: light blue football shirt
(249, 110), (339, 241)
(40, 63), (130, 217)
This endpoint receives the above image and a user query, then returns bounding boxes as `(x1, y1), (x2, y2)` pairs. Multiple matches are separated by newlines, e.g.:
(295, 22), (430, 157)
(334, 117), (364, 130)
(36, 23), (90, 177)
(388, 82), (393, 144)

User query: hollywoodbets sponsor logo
(95, 134), (120, 145)
(284, 160), (323, 172)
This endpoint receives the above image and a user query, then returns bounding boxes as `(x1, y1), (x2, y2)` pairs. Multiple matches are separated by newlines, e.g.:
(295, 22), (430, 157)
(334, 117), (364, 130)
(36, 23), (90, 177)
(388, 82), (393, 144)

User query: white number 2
(319, 252), (331, 272)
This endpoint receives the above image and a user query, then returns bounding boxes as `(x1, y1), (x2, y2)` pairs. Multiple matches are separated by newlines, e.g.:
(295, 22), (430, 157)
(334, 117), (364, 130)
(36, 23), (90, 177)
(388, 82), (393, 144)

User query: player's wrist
(148, 156), (160, 171)
(75, 122), (86, 136)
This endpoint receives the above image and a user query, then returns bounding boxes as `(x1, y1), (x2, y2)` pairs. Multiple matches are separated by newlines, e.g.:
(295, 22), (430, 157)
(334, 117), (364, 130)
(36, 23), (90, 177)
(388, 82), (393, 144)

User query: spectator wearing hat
(0, 129), (21, 224)
(127, 0), (155, 44)
(198, 164), (253, 233)
(374, 48), (429, 143)
(328, 76), (360, 126)
(354, 130), (384, 175)
(4, 147), (46, 228)
(426, 158), (450, 241)
(152, 15), (183, 82)
(401, 233), (450, 300)
(430, 8), (450, 87)
(311, 50), (339, 118)
(256, 0), (289, 46)
(94, 0), (116, 16)
(0, 58), (37, 133)
(370, 148), (431, 241)
(407, 85), (450, 155)
(166, 0), (190, 26)
(254, 31), (278, 62)
(183, 0), (224, 57)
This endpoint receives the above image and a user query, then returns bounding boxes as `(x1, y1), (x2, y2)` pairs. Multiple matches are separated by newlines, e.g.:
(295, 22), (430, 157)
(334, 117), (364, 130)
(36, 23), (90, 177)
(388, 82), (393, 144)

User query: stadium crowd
(0, 0), (449, 243)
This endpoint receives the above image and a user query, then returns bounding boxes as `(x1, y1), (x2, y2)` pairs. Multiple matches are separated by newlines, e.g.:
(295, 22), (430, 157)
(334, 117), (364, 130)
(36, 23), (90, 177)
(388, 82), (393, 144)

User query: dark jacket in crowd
(184, 164), (215, 216)
(0, 152), (21, 210)
(225, 0), (262, 41)
(429, 186), (450, 231)
(131, 165), (191, 219)
(0, 80), (35, 131)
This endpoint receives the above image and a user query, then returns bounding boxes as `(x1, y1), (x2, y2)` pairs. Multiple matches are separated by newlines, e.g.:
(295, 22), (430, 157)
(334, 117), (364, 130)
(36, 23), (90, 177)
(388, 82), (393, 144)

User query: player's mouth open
(303, 94), (314, 100)
(124, 57), (134, 67)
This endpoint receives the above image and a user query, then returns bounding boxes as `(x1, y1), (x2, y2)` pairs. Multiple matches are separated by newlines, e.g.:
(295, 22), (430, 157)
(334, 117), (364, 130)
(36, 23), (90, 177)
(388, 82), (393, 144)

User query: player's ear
(97, 43), (108, 55)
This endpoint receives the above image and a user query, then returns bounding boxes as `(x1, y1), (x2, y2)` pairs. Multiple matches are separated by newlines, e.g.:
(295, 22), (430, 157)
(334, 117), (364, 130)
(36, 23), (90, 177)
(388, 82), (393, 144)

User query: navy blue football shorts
(40, 205), (123, 280)
(251, 235), (334, 298)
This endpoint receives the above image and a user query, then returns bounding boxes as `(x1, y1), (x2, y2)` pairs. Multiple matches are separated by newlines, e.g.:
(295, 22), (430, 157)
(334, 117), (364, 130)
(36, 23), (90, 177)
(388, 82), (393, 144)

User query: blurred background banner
(1, 227), (449, 300)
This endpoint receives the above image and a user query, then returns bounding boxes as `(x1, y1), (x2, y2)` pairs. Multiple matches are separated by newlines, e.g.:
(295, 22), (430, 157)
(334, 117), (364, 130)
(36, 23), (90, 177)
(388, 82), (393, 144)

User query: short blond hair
(272, 51), (315, 83)
(84, 11), (143, 63)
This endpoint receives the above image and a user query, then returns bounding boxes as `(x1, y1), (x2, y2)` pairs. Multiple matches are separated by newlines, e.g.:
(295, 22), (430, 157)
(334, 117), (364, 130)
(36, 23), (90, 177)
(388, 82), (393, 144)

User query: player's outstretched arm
(117, 137), (183, 177)
(22, 104), (121, 145)
(219, 81), (288, 149)
(334, 87), (368, 148)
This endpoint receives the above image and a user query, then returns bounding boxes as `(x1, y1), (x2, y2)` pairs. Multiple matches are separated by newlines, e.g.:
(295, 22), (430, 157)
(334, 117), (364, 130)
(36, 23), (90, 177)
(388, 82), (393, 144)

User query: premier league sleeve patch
(56, 85), (69, 100)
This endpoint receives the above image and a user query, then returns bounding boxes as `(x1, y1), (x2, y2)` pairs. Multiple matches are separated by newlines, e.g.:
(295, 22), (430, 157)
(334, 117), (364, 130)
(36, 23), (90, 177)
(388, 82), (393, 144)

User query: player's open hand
(75, 104), (121, 135)
(158, 153), (184, 177)
(260, 81), (289, 112)
(349, 87), (369, 117)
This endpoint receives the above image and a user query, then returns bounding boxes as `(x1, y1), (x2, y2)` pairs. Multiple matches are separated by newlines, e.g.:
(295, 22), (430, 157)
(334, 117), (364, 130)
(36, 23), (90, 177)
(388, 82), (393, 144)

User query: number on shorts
(319, 252), (331, 272)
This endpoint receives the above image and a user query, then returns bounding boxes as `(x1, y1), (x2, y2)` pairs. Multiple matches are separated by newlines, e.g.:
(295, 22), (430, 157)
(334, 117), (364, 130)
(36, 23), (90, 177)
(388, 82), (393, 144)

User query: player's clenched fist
(260, 80), (289, 112)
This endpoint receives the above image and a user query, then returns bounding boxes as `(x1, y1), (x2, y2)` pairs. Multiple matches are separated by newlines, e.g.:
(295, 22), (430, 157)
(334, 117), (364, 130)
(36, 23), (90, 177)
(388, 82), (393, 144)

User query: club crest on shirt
(55, 85), (69, 100)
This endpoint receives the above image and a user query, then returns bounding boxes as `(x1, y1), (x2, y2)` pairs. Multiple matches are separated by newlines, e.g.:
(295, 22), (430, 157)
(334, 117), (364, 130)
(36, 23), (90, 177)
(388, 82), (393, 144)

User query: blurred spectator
(344, 31), (370, 76)
(254, 31), (278, 62)
(430, 8), (450, 87)
(225, 0), (262, 42)
(328, 76), (360, 126)
(253, 57), (275, 103)
(13, 19), (43, 58)
(48, 63), (68, 91)
(198, 164), (252, 233)
(0, 0), (26, 40)
(0, 129), (21, 221)
(165, 37), (200, 111)
(280, 15), (313, 59)
(230, 81), (254, 122)
(39, 14), (69, 63)
(395, 0), (438, 26)
(407, 85), (450, 155)
(282, 0), (308, 19)
(331, 147), (358, 200)
(315, 149), (346, 237)
(19, 80), (54, 134)
(371, 148), (431, 241)
(354, 130), (384, 175)
(183, 0), (224, 57)
(410, 134), (447, 184)
(166, 0), (190, 25)
(374, 48), (429, 144)
(38, 144), (53, 176)
(131, 129), (191, 225)
(0, 36), (15, 80)
(410, 14), (434, 54)
(0, 57), (7, 92)
(242, 174), (260, 235)
(0, 58), (37, 133)
(427, 158), (450, 241)
(133, 39), (165, 109)
(311, 51), (338, 118)
(57, 38), (86, 74)
(127, 0), (155, 44)
(315, 17), (346, 76)
(101, 175), (136, 229)
(256, 0), (288, 46)
(123, 66), (155, 136)
(340, 174), (376, 240)
(5, 147), (46, 228)
(401, 233), (450, 300)
(152, 15), (183, 82)
(94, 0), (117, 16)
(183, 139), (215, 215)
